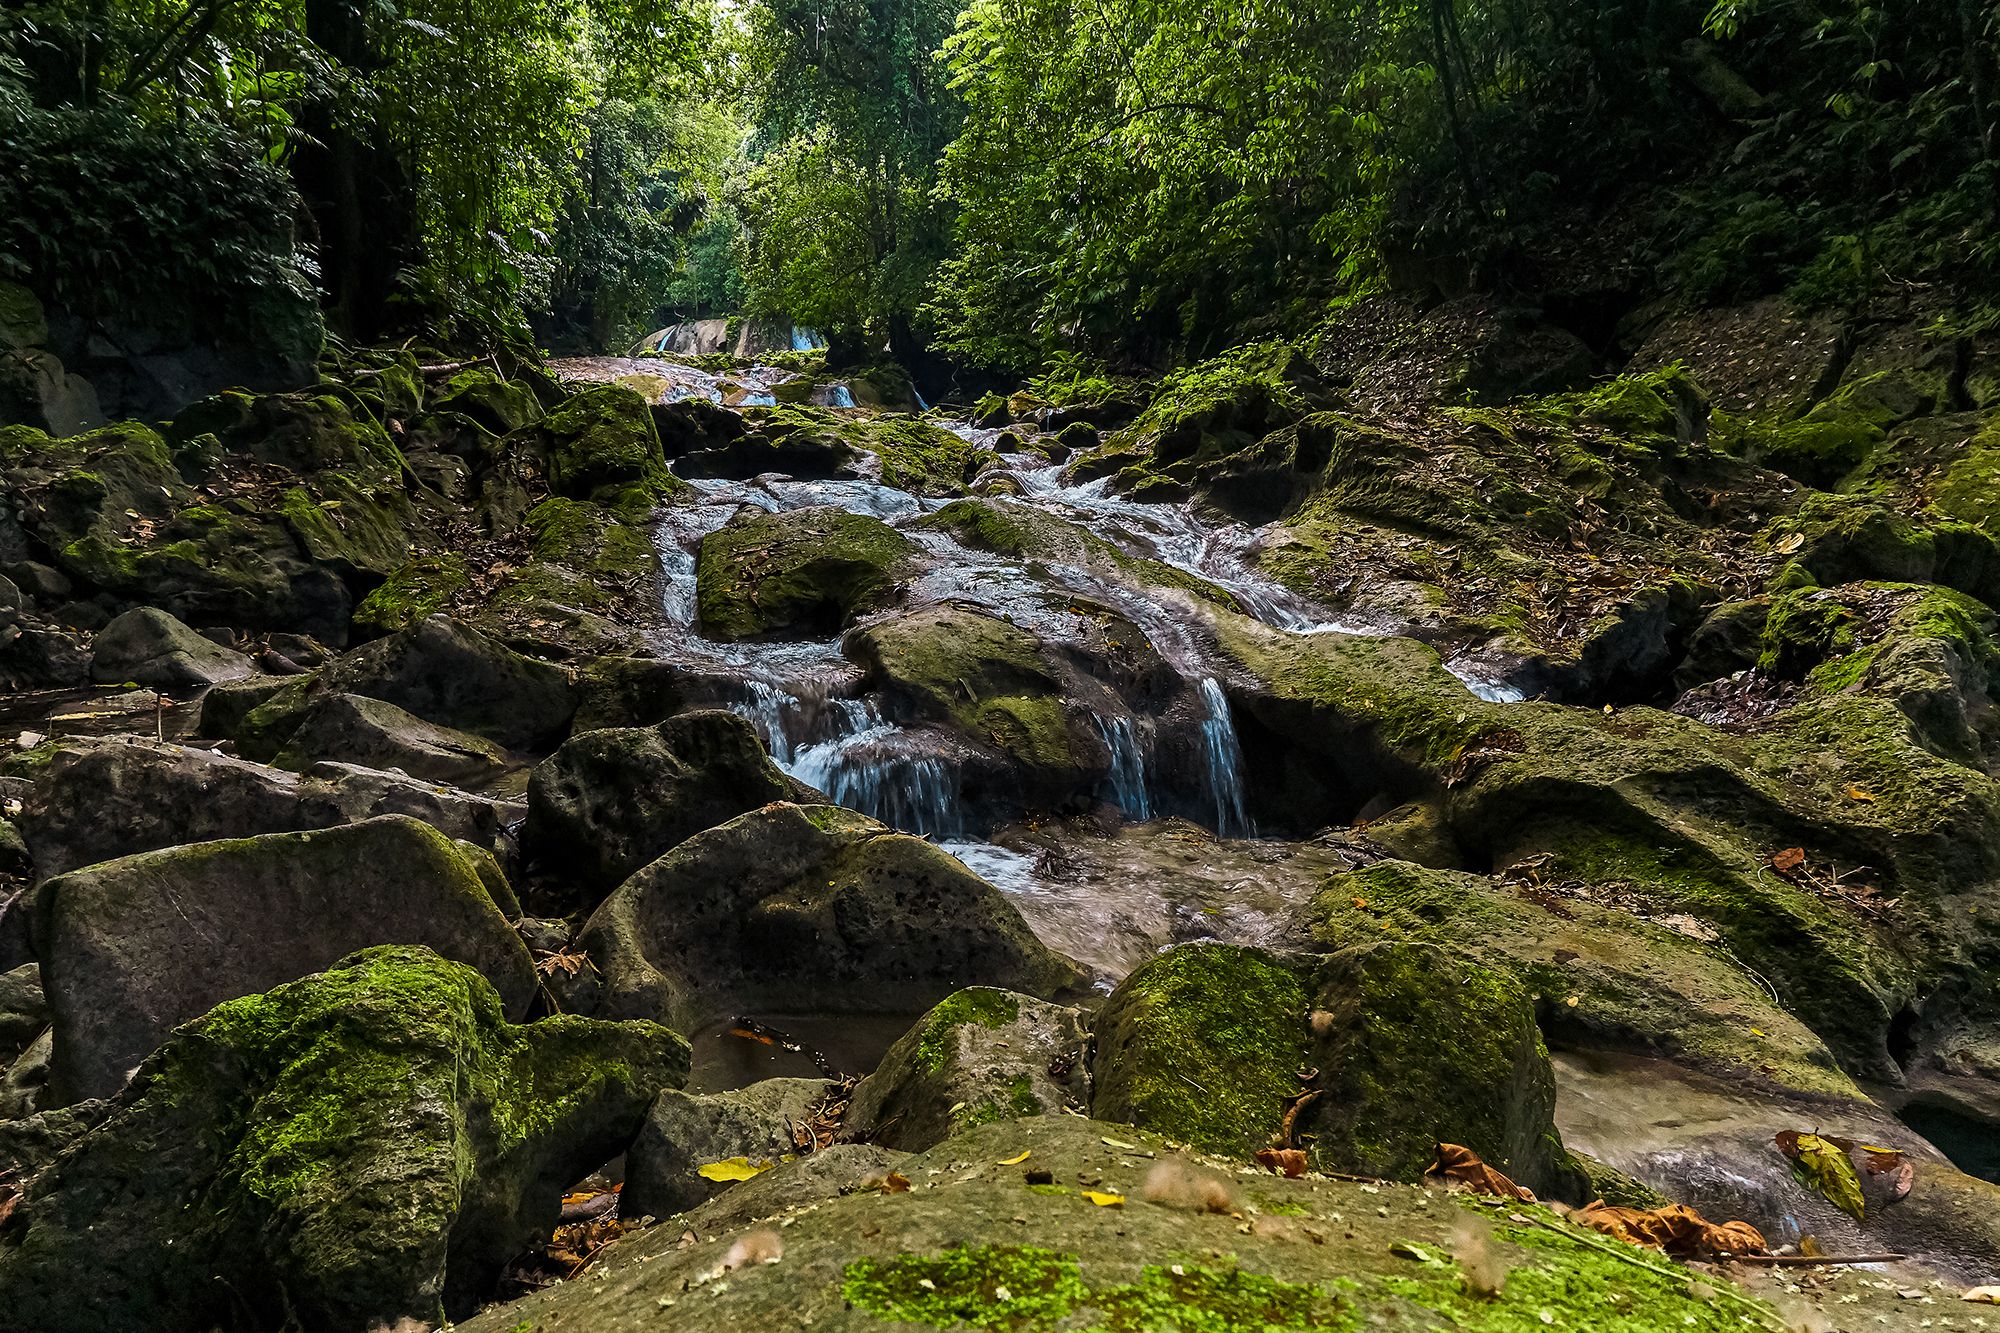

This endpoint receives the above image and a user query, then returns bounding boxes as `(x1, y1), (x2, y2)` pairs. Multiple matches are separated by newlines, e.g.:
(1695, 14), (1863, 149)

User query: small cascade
(1196, 678), (1253, 838)
(1094, 715), (1153, 820)
(728, 681), (961, 838)
(790, 326), (827, 351)
(819, 384), (858, 409)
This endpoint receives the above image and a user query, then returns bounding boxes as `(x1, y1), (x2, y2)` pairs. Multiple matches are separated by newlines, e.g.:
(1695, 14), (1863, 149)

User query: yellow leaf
(998, 1150), (1031, 1165)
(1845, 785), (1875, 802)
(696, 1157), (772, 1182)
(1100, 1137), (1140, 1150)
(1081, 1190), (1125, 1207)
(1792, 1134), (1866, 1221)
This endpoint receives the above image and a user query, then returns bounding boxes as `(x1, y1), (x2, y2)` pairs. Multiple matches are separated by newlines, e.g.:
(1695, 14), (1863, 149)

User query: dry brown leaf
(1572, 1201), (1767, 1258)
(1255, 1148), (1308, 1178)
(1425, 1143), (1535, 1201)
(1770, 847), (1807, 875)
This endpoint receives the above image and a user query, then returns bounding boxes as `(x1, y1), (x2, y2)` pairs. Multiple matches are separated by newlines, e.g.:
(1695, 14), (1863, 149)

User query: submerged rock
(579, 802), (1082, 1031)
(846, 987), (1090, 1151)
(525, 710), (797, 897)
(40, 814), (536, 1102)
(89, 606), (256, 688)
(0, 946), (688, 1332)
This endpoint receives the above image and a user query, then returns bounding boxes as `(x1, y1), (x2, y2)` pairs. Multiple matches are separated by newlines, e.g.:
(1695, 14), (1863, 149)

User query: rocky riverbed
(0, 295), (1998, 1329)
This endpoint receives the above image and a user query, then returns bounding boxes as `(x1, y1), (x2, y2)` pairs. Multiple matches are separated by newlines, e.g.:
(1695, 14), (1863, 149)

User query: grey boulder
(90, 606), (256, 688)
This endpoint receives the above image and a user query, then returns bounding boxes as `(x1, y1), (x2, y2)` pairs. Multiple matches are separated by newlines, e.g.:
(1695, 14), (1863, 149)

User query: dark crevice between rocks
(1897, 1100), (2000, 1184)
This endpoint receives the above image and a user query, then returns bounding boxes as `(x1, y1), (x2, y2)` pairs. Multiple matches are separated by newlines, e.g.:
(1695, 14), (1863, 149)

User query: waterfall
(790, 326), (827, 351)
(1196, 678), (1253, 838)
(821, 385), (857, 409)
(1094, 715), (1152, 820)
(729, 683), (960, 837)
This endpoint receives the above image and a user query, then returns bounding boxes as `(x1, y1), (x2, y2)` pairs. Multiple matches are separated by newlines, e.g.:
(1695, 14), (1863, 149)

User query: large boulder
(236, 616), (577, 755)
(524, 710), (797, 896)
(274, 691), (510, 785)
(1089, 942), (1581, 1197)
(622, 1077), (836, 1221)
(696, 507), (915, 640)
(846, 987), (1090, 1151)
(22, 737), (521, 879)
(39, 814), (536, 1102)
(0, 946), (689, 1332)
(530, 385), (677, 504)
(579, 803), (1082, 1031)
(89, 607), (255, 688)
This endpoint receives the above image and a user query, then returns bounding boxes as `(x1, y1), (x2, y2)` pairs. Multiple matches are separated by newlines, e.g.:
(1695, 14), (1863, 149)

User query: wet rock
(525, 710), (796, 897)
(622, 1077), (836, 1220)
(89, 606), (256, 688)
(351, 553), (471, 638)
(846, 988), (1089, 1151)
(1089, 941), (1581, 1197)
(235, 616), (577, 755)
(579, 802), (1081, 1031)
(0, 946), (689, 1332)
(674, 426), (863, 480)
(40, 814), (536, 1102)
(275, 691), (511, 785)
(0, 1027), (50, 1120)
(696, 507), (915, 640)
(198, 671), (304, 737)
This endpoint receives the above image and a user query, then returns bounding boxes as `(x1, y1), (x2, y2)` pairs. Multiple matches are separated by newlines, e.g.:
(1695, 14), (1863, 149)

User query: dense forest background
(4, 0), (1997, 383)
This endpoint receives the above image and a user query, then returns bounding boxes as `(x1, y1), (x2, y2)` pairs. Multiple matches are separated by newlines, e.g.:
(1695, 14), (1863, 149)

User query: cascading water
(790, 326), (827, 351)
(1093, 715), (1153, 820)
(1196, 678), (1253, 838)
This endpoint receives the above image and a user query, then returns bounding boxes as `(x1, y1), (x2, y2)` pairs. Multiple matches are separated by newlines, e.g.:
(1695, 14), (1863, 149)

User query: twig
(1514, 1214), (1792, 1333)
(1731, 1252), (1906, 1267)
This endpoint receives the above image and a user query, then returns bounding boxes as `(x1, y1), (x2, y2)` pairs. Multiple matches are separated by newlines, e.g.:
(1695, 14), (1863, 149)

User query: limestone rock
(275, 691), (511, 784)
(622, 1077), (836, 1220)
(847, 988), (1089, 1151)
(90, 606), (256, 688)
(0, 946), (688, 1332)
(525, 710), (795, 895)
(579, 803), (1081, 1031)
(40, 815), (536, 1102)
(696, 507), (915, 640)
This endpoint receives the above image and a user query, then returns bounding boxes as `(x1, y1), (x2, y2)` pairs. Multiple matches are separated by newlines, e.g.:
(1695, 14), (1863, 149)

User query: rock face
(531, 385), (677, 503)
(1089, 942), (1579, 1197)
(39, 815), (537, 1102)
(846, 988), (1090, 1151)
(579, 803), (1081, 1031)
(525, 710), (798, 895)
(621, 1077), (836, 1220)
(0, 947), (689, 1333)
(696, 507), (915, 640)
(274, 691), (511, 784)
(89, 607), (256, 687)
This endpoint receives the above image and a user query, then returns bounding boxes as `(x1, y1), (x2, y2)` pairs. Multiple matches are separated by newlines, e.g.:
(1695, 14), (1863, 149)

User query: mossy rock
(533, 385), (681, 504)
(0, 945), (689, 1332)
(696, 507), (915, 641)
(434, 367), (544, 435)
(1307, 859), (1862, 1101)
(450, 1115), (1811, 1333)
(1088, 943), (1316, 1159)
(847, 988), (1089, 1150)
(353, 554), (472, 638)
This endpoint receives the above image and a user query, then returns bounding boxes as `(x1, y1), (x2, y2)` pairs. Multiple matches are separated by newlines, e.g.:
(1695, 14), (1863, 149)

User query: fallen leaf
(1081, 1190), (1125, 1207)
(1774, 1131), (1867, 1220)
(998, 1150), (1032, 1166)
(1845, 785), (1875, 802)
(1426, 1143), (1535, 1201)
(1964, 1285), (2000, 1304)
(696, 1157), (773, 1182)
(1100, 1137), (1141, 1151)
(1573, 1202), (1767, 1257)
(1770, 847), (1807, 875)
(1776, 531), (1807, 554)
(1389, 1241), (1436, 1262)
(1254, 1148), (1307, 1178)
(879, 1171), (911, 1194)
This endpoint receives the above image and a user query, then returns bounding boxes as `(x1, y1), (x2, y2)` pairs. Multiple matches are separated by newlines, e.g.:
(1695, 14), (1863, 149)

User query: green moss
(841, 1246), (1089, 1329)
(1088, 1265), (1353, 1333)
(1114, 340), (1312, 463)
(354, 555), (471, 637)
(914, 989), (1022, 1074)
(696, 507), (915, 640)
(537, 385), (682, 503)
(1092, 944), (1312, 1157)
